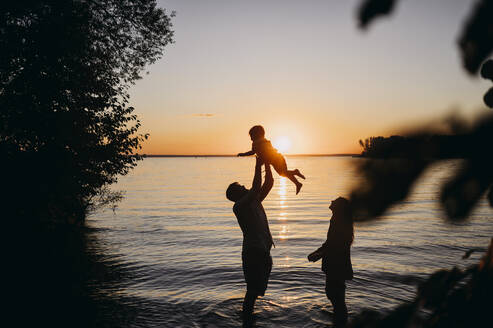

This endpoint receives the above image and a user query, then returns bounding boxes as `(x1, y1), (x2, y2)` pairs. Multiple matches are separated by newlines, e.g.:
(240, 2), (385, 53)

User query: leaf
(357, 0), (397, 29)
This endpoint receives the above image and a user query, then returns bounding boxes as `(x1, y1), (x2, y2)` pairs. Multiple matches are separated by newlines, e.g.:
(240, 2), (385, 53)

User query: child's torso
(253, 139), (276, 156)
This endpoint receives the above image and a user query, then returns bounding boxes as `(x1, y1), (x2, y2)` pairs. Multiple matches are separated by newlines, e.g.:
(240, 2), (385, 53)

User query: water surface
(88, 157), (492, 327)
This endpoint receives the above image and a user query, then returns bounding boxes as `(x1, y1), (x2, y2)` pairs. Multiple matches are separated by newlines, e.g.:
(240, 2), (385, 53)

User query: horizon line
(141, 153), (360, 157)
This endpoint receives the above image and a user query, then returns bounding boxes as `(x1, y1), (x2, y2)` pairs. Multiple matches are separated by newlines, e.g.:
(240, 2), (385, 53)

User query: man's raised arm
(259, 163), (273, 201)
(237, 156), (263, 206)
(251, 156), (262, 192)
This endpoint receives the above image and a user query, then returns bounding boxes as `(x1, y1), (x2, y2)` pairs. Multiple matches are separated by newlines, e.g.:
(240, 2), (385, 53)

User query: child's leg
(288, 169), (305, 180)
(285, 171), (302, 195)
(272, 157), (303, 194)
(294, 169), (305, 179)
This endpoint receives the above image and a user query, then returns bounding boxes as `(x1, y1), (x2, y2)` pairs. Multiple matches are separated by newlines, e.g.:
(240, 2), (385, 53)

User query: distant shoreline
(143, 154), (359, 158)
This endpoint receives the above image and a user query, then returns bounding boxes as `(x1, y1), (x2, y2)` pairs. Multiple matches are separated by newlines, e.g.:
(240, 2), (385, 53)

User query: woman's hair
(249, 125), (265, 139)
(329, 197), (354, 245)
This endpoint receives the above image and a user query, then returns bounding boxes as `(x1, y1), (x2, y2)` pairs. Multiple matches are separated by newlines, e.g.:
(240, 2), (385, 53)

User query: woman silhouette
(308, 197), (354, 325)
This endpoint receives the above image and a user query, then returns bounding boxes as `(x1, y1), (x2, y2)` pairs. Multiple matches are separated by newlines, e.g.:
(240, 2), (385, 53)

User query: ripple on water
(87, 157), (493, 327)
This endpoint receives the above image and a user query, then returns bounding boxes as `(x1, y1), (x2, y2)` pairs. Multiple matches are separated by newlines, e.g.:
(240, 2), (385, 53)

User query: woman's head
(329, 197), (354, 245)
(329, 197), (352, 218)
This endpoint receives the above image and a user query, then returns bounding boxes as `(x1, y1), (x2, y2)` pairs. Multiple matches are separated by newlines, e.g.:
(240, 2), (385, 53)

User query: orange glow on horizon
(128, 1), (486, 157)
(136, 114), (369, 155)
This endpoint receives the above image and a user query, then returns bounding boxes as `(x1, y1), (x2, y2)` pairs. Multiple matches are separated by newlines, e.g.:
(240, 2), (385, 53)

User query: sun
(273, 136), (292, 153)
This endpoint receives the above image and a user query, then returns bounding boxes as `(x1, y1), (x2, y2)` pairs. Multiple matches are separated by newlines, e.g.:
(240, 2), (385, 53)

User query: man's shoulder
(233, 197), (259, 212)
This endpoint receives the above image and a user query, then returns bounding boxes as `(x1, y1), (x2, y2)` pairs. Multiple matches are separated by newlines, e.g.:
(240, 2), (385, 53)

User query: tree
(0, 0), (173, 225)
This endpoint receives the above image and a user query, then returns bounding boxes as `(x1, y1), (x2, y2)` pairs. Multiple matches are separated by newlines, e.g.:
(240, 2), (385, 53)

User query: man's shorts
(242, 248), (272, 296)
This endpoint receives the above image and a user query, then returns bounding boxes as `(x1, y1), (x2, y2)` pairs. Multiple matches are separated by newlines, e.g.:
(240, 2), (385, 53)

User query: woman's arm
(308, 230), (333, 262)
(308, 240), (330, 262)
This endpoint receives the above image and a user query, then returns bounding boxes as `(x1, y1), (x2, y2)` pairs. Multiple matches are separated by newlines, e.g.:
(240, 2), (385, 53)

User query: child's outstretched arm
(237, 150), (255, 157)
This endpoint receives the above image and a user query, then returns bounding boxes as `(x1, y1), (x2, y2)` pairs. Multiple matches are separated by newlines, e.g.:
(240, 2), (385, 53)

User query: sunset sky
(129, 0), (490, 155)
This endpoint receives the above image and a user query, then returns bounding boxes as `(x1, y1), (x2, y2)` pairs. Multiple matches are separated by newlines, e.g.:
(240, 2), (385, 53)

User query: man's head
(249, 125), (265, 141)
(226, 182), (248, 202)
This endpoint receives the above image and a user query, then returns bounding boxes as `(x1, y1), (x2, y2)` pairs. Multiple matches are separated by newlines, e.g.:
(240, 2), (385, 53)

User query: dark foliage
(357, 0), (493, 75)
(482, 60), (493, 81)
(484, 87), (493, 108)
(357, 0), (396, 29)
(458, 0), (493, 75)
(353, 1), (493, 220)
(350, 239), (493, 328)
(351, 3), (493, 327)
(351, 113), (493, 221)
(481, 59), (493, 108)
(7, 223), (149, 327)
(0, 0), (173, 225)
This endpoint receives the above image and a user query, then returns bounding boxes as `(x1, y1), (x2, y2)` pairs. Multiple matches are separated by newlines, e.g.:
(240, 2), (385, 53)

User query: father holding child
(226, 156), (275, 321)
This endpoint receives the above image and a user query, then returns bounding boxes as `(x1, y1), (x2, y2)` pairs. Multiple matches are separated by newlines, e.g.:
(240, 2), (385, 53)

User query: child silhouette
(238, 125), (305, 194)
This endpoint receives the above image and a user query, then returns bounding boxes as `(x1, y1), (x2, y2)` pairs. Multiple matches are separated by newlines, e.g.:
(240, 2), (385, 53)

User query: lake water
(87, 157), (493, 327)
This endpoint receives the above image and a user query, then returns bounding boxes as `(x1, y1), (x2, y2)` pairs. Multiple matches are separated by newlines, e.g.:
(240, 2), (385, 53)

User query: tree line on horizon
(358, 132), (487, 159)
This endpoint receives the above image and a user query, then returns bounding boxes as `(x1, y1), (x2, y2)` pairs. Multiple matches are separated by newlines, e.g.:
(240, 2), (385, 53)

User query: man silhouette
(226, 156), (274, 320)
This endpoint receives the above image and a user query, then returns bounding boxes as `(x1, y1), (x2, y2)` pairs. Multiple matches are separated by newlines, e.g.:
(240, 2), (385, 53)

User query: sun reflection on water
(277, 177), (290, 240)
(278, 177), (288, 221)
(278, 177), (287, 196)
(278, 256), (292, 268)
(278, 225), (289, 240)
(278, 177), (287, 211)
